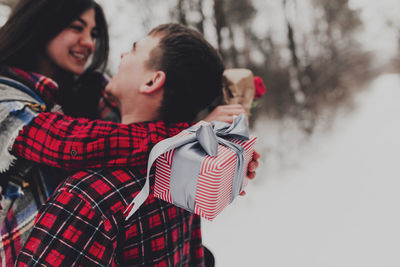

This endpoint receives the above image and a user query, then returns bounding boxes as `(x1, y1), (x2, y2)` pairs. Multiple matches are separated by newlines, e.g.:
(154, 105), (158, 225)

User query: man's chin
(105, 81), (115, 94)
(104, 86), (119, 105)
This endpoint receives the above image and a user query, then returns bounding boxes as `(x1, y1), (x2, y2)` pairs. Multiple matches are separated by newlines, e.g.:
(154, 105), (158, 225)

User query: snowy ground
(202, 74), (400, 267)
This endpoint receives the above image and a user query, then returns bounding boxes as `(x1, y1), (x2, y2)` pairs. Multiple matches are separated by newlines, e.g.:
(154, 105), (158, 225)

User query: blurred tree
(282, 0), (306, 109)
(212, 0), (255, 67)
(385, 19), (400, 71)
(177, 0), (188, 25)
(293, 0), (373, 131)
(172, 0), (206, 34)
(251, 0), (373, 132)
(212, 0), (228, 62)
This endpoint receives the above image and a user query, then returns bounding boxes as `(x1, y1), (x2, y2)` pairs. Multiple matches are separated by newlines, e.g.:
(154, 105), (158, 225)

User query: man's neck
(120, 105), (159, 124)
(121, 114), (157, 124)
(118, 92), (163, 124)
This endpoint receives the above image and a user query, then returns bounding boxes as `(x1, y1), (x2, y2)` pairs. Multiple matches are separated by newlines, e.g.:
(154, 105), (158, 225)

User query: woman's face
(44, 8), (98, 76)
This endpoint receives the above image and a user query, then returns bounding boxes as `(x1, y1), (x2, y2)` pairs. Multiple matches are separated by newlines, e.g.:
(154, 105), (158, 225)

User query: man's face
(105, 34), (160, 105)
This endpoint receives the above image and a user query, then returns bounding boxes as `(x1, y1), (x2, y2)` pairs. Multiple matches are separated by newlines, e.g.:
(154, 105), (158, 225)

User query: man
(16, 23), (255, 266)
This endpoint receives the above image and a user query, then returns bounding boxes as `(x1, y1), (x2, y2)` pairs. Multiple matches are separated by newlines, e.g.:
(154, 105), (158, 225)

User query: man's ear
(140, 71), (166, 94)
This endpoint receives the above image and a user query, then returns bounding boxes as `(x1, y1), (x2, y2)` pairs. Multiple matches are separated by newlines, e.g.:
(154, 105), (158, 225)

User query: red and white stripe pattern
(154, 149), (175, 203)
(154, 130), (257, 220)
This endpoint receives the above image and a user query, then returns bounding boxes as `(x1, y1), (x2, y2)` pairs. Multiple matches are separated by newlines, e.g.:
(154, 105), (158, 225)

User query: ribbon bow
(194, 114), (250, 156)
(125, 113), (250, 220)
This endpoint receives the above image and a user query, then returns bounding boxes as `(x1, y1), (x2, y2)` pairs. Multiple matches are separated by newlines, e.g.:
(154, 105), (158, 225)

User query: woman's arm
(11, 112), (190, 170)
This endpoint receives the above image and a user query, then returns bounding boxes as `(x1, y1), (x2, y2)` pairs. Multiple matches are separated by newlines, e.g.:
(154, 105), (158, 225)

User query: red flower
(253, 76), (266, 99)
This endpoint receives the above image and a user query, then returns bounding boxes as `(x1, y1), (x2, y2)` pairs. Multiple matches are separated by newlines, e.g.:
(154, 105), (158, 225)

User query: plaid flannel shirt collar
(9, 67), (59, 106)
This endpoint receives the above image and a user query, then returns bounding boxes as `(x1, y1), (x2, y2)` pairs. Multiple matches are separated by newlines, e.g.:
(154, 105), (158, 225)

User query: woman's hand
(203, 104), (246, 123)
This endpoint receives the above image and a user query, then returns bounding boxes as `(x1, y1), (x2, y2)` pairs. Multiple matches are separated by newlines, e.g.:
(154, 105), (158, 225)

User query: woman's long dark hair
(0, 0), (109, 73)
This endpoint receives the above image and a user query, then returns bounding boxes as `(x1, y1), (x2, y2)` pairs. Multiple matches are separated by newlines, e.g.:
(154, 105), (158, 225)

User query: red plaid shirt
(16, 167), (205, 266)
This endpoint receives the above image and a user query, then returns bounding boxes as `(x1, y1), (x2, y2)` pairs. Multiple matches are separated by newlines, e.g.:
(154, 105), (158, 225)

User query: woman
(0, 0), (110, 120)
(0, 1), (113, 264)
(0, 0), (255, 265)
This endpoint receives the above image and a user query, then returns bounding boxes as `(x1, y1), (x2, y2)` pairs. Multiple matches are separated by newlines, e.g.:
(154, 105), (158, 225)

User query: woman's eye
(91, 30), (99, 39)
(69, 25), (83, 31)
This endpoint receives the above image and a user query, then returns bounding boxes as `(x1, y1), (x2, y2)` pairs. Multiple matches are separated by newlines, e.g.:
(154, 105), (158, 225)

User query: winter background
(1, 0), (400, 266)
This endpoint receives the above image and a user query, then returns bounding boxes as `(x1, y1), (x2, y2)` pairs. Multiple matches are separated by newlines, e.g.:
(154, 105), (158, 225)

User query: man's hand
(240, 150), (260, 196)
(203, 104), (246, 123)
(247, 150), (260, 179)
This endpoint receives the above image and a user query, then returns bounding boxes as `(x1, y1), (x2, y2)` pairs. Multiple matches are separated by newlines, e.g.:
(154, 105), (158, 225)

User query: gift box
(157, 116), (256, 221)
(125, 114), (256, 221)
(154, 136), (256, 220)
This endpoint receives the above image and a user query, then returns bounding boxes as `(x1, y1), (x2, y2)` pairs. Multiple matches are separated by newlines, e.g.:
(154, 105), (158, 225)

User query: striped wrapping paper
(154, 132), (257, 221)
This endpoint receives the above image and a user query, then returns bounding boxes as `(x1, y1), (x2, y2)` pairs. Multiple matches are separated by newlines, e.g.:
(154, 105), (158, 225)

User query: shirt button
(71, 150), (78, 157)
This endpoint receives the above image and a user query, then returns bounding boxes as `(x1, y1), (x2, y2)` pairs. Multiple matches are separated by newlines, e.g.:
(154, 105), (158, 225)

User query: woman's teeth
(71, 52), (86, 60)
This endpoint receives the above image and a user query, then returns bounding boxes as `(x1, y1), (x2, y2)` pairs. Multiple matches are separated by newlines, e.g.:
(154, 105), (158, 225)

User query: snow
(202, 74), (400, 266)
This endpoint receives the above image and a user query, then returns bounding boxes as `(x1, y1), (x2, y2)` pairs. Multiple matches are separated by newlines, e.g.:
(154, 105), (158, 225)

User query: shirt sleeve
(16, 188), (118, 266)
(11, 112), (191, 170)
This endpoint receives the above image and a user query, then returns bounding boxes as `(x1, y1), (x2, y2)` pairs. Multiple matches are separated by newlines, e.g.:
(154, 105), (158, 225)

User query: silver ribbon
(125, 113), (250, 220)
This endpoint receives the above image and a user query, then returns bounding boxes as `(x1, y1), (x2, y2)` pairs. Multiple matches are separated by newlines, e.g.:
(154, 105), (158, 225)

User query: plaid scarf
(0, 67), (62, 266)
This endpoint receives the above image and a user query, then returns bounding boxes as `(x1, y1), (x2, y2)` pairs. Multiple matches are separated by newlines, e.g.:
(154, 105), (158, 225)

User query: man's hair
(0, 0), (109, 73)
(148, 23), (224, 122)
